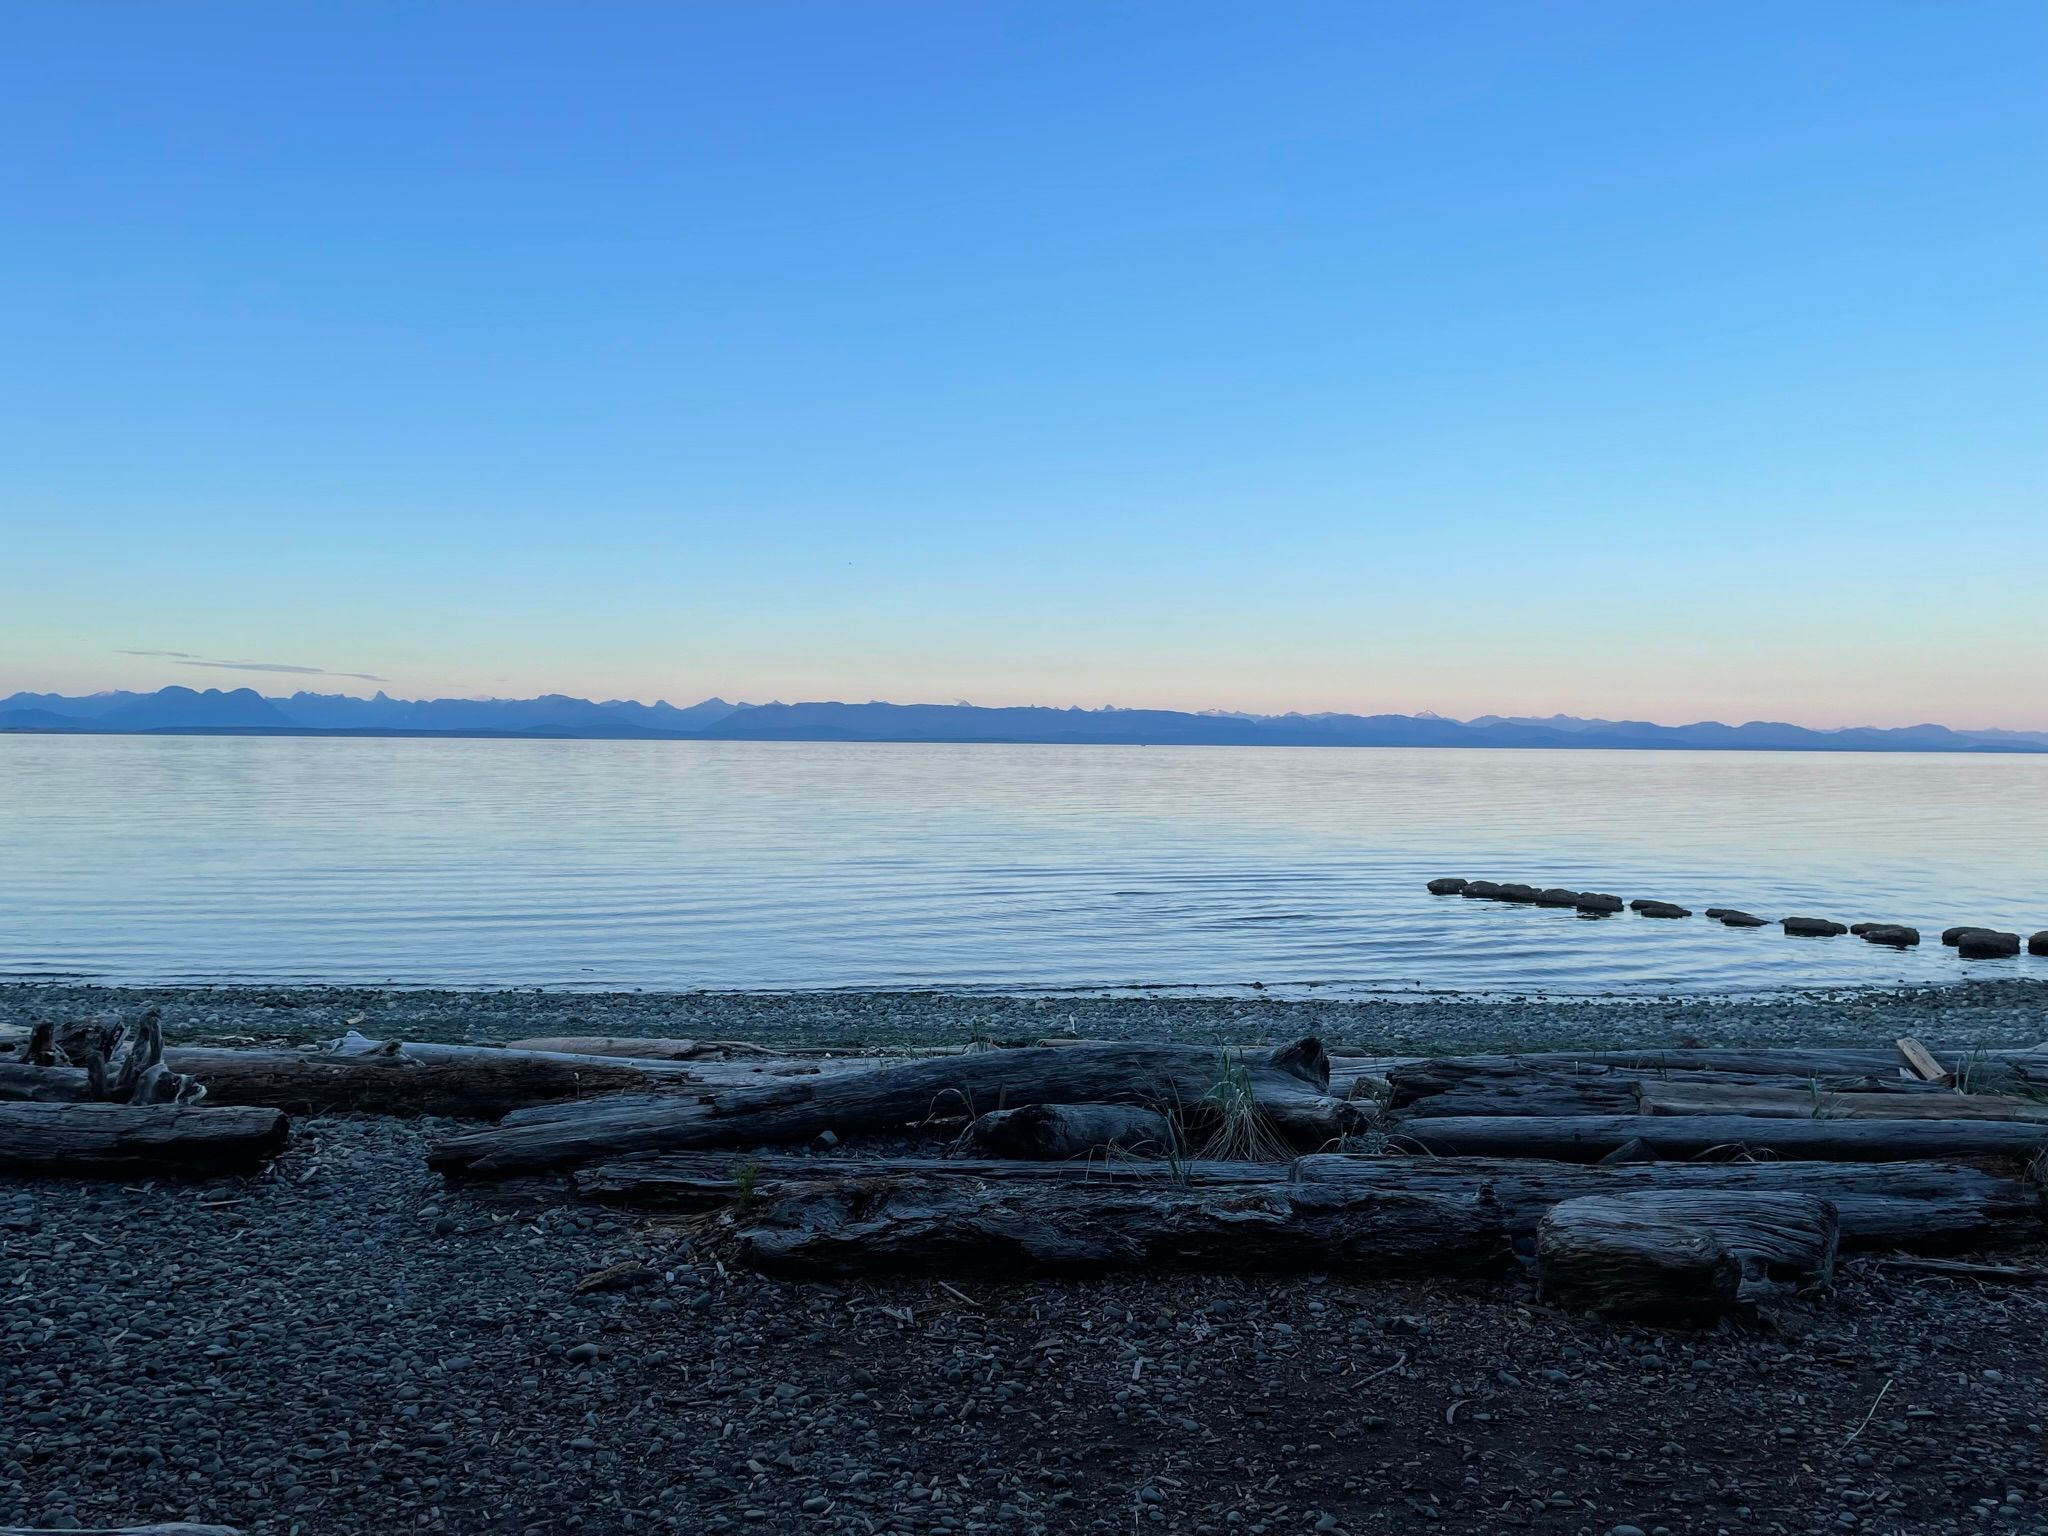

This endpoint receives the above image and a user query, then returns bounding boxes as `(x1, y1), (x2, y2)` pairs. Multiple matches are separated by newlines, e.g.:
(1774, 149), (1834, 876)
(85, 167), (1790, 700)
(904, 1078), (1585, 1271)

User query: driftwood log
(1637, 1079), (2048, 1122)
(731, 1175), (1507, 1278)
(18, 1012), (204, 1106)
(960, 1102), (1174, 1160)
(0, 1103), (289, 1173)
(430, 1038), (1366, 1178)
(1293, 1154), (2038, 1249)
(577, 1149), (2039, 1251)
(1537, 1191), (1839, 1317)
(1388, 1113), (2048, 1163)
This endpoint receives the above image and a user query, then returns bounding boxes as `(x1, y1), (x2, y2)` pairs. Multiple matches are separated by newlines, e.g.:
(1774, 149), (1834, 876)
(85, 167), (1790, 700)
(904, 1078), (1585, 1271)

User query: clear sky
(3, 3), (2043, 728)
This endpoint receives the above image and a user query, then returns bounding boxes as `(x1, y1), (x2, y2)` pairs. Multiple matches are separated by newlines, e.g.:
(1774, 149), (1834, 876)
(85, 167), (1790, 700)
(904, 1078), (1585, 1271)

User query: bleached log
(961, 1102), (1174, 1160)
(1387, 1113), (2048, 1163)
(731, 1175), (1507, 1278)
(1537, 1192), (1838, 1317)
(0, 1103), (288, 1173)
(1294, 1153), (2038, 1249)
(1637, 1079), (2048, 1123)
(431, 1038), (1366, 1178)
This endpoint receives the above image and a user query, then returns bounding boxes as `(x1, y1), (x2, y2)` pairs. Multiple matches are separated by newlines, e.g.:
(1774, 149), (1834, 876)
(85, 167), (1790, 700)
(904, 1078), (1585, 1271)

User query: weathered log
(1295, 1154), (2038, 1249)
(1386, 1060), (1641, 1116)
(431, 1037), (1364, 1179)
(18, 1012), (204, 1106)
(0, 1062), (96, 1103)
(575, 1152), (1280, 1209)
(961, 1103), (1174, 1160)
(730, 1175), (1507, 1278)
(581, 1149), (2039, 1252)
(1537, 1192), (1838, 1317)
(1385, 1113), (2048, 1163)
(503, 1035), (784, 1060)
(0, 1103), (288, 1173)
(1637, 1079), (2048, 1123)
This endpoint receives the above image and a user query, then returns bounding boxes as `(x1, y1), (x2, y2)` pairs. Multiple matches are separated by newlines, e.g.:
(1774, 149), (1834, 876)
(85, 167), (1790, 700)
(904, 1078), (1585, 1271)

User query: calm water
(1, 736), (2043, 995)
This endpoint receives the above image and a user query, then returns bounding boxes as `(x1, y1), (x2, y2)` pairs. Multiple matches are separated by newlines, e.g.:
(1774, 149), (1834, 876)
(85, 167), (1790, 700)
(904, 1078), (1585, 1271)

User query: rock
(1859, 925), (1920, 948)
(564, 1342), (601, 1365)
(1497, 883), (1542, 903)
(2030, 931), (2048, 957)
(1717, 911), (1768, 928)
(1632, 901), (1691, 919)
(1781, 916), (1847, 937)
(1575, 893), (1623, 914)
(1957, 930), (2021, 959)
(1942, 925), (1990, 946)
(1461, 880), (1504, 900)
(1426, 878), (1468, 895)
(1536, 887), (1584, 907)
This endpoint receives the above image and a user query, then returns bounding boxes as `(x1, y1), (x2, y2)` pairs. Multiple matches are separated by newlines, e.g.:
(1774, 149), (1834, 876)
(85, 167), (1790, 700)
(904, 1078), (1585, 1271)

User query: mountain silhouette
(2, 687), (2041, 752)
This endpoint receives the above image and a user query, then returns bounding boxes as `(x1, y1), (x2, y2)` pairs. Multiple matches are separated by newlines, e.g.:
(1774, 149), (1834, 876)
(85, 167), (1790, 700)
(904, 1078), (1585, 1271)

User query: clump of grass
(1196, 1049), (1291, 1164)
(733, 1158), (762, 1207)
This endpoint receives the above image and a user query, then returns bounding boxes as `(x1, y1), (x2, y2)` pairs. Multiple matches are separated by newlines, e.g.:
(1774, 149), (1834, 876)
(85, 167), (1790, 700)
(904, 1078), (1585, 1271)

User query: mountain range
(3, 687), (2044, 752)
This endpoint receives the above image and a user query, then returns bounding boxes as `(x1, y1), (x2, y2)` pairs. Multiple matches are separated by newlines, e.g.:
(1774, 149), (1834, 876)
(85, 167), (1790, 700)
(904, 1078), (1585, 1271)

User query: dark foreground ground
(5, 984), (2048, 1535)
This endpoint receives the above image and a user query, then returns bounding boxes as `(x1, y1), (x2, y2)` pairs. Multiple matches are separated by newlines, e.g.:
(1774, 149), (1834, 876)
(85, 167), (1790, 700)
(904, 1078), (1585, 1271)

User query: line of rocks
(1429, 879), (2046, 958)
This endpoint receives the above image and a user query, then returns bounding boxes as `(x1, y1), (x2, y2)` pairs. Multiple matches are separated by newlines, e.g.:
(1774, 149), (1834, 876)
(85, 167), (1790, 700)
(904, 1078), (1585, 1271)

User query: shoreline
(5, 976), (2044, 1055)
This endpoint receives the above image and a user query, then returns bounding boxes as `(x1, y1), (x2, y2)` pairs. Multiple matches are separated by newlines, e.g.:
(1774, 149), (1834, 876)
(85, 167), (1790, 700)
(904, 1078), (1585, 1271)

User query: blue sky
(4, 3), (2043, 726)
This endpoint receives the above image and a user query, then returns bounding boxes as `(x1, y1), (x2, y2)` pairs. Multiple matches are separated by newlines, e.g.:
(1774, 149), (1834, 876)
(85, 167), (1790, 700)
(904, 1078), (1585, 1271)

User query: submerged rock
(1859, 924), (1921, 948)
(1631, 900), (1691, 919)
(1575, 892), (1624, 914)
(1782, 916), (1847, 938)
(1427, 878), (1468, 895)
(1715, 910), (1768, 928)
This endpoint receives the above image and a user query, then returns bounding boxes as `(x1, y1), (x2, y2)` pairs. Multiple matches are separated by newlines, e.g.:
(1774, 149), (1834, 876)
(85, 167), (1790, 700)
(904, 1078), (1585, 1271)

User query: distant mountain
(1, 687), (2041, 752)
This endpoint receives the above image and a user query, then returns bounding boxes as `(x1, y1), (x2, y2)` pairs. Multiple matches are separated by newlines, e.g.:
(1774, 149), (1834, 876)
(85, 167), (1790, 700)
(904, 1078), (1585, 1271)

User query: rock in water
(1943, 925), (1989, 946)
(1781, 916), (1847, 938)
(1717, 912), (1768, 928)
(2030, 931), (2048, 957)
(1632, 900), (1691, 919)
(1575, 892), (1623, 914)
(1426, 878), (1468, 895)
(1497, 882), (1541, 903)
(1462, 880), (1504, 899)
(1860, 924), (1920, 948)
(1536, 887), (1584, 907)
(1957, 930), (2021, 959)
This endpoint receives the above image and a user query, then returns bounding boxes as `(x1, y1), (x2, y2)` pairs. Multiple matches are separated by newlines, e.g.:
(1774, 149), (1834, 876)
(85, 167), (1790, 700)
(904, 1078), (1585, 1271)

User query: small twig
(1356, 1350), (1409, 1384)
(936, 1280), (981, 1309)
(1845, 1378), (1892, 1443)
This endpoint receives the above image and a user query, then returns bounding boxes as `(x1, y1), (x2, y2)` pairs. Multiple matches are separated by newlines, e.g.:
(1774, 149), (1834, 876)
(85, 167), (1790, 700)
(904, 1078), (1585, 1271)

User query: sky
(2, 3), (2043, 729)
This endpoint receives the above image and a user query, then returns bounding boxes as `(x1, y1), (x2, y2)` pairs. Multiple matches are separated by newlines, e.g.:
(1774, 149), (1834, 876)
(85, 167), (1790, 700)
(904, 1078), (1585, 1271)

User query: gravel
(4, 978), (2046, 1056)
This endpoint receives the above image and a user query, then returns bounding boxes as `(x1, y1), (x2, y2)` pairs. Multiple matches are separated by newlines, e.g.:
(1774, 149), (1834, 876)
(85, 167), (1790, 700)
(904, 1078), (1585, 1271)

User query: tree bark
(1294, 1153), (2038, 1249)
(731, 1174), (1507, 1278)
(1536, 1191), (1838, 1317)
(961, 1102), (1175, 1159)
(431, 1037), (1366, 1178)
(1386, 1113), (2048, 1163)
(0, 1103), (288, 1173)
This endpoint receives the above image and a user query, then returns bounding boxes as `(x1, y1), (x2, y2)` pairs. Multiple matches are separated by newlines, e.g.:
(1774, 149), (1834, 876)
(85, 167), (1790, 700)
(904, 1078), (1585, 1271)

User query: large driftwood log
(1294, 1154), (2038, 1249)
(503, 1035), (785, 1060)
(1537, 1191), (1838, 1317)
(960, 1102), (1174, 1160)
(20, 1012), (204, 1106)
(431, 1038), (1365, 1178)
(1638, 1079), (2048, 1122)
(731, 1175), (1507, 1277)
(574, 1153), (1278, 1208)
(1385, 1060), (1642, 1116)
(1387, 1113), (2048, 1163)
(579, 1149), (2040, 1251)
(0, 1103), (288, 1173)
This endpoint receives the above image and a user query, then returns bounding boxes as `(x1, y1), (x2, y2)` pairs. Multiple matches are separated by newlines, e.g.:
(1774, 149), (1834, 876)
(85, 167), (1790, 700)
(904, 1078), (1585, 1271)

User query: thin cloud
(117, 650), (389, 684)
